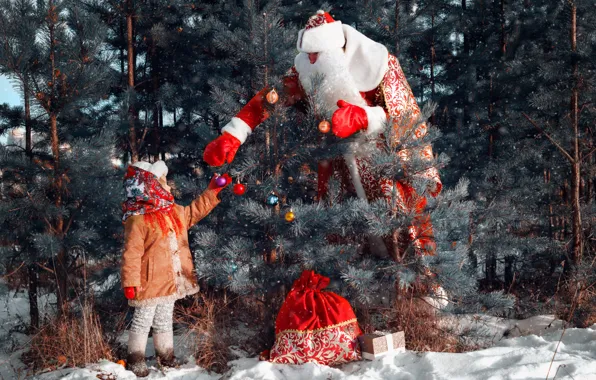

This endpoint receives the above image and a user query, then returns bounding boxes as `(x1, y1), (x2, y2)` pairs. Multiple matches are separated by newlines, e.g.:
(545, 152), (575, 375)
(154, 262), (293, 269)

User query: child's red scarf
(122, 166), (183, 236)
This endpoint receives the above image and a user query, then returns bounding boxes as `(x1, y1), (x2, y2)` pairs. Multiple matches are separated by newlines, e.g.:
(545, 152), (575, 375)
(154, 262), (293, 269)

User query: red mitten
(203, 132), (241, 167)
(124, 287), (135, 300)
(331, 100), (368, 138)
(208, 173), (232, 195)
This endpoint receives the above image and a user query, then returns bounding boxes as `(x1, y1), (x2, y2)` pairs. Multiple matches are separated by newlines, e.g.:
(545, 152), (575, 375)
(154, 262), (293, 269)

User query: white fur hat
(132, 160), (168, 178)
(296, 10), (345, 53)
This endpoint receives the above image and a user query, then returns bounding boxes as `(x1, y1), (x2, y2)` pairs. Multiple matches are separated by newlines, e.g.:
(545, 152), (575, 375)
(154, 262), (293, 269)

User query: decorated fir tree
(189, 3), (513, 347)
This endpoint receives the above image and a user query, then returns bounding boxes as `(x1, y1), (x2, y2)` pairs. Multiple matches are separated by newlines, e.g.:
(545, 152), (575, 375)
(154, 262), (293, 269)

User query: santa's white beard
(294, 48), (367, 112)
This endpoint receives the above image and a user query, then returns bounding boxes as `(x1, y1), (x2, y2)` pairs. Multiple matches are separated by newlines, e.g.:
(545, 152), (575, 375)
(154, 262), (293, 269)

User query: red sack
(269, 270), (362, 366)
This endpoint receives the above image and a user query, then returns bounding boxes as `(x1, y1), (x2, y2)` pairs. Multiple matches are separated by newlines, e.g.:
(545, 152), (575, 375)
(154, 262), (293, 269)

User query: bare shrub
(23, 305), (113, 372)
(174, 293), (230, 373)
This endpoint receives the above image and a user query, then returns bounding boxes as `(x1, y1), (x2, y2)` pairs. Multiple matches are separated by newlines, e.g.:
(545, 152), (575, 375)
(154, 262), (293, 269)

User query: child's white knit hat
(132, 160), (168, 178)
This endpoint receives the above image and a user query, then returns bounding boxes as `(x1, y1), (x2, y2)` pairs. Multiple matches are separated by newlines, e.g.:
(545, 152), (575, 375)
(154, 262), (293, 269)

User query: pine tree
(498, 0), (595, 266)
(0, 0), (120, 317)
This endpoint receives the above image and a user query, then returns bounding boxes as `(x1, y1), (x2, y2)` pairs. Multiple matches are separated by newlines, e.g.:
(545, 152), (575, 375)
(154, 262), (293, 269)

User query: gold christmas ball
(266, 88), (279, 104)
(318, 120), (331, 133)
(284, 210), (295, 222)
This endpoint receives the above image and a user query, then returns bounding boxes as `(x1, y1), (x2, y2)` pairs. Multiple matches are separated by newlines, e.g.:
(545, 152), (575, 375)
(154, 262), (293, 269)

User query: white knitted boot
(153, 331), (180, 368)
(126, 331), (150, 377)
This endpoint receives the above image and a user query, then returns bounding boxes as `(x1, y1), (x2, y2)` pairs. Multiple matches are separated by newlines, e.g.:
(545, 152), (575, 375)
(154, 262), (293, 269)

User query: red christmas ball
(233, 183), (246, 195)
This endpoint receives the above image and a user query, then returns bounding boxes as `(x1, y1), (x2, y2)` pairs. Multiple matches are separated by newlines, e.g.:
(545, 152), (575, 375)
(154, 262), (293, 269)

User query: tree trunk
(394, 0), (400, 55)
(50, 113), (68, 315)
(160, 105), (165, 161)
(462, 0), (469, 55)
(126, 0), (138, 163)
(486, 254), (497, 288)
(47, 3), (68, 315)
(500, 0), (506, 56)
(120, 12), (125, 88)
(150, 27), (160, 162)
(24, 80), (32, 157)
(430, 9), (436, 125)
(504, 256), (515, 290)
(27, 264), (39, 330)
(570, 2), (582, 263)
(587, 135), (593, 205)
(571, 163), (582, 262)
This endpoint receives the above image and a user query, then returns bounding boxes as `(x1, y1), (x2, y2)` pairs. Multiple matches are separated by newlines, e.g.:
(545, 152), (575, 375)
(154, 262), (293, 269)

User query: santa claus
(203, 10), (442, 262)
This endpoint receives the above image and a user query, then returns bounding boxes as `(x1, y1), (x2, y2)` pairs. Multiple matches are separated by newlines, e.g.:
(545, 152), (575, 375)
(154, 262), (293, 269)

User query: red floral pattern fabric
(305, 11), (335, 30)
(270, 271), (362, 366)
(381, 55), (442, 197)
(122, 166), (174, 221)
(122, 166), (183, 236)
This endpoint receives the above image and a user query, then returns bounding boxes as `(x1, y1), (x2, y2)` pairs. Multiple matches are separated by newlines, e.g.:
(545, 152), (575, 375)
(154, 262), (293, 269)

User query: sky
(0, 74), (22, 107)
(0, 75), (22, 144)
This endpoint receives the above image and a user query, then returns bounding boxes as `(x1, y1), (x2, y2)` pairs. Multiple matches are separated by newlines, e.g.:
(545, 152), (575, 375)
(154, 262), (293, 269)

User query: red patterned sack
(269, 270), (362, 366)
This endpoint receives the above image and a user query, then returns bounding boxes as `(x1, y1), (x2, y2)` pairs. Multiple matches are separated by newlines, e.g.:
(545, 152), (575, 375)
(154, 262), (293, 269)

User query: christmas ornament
(233, 183), (246, 195)
(266, 193), (279, 206)
(215, 176), (228, 187)
(284, 210), (295, 222)
(116, 360), (126, 367)
(318, 120), (331, 134)
(231, 263), (238, 272)
(266, 88), (279, 104)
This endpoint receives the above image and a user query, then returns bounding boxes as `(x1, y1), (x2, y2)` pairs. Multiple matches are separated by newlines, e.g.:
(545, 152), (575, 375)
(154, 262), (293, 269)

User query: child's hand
(124, 287), (136, 300)
(208, 173), (232, 194)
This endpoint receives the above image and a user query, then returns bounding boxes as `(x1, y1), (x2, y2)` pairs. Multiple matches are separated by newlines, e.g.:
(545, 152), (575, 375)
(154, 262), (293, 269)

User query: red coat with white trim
(204, 54), (442, 257)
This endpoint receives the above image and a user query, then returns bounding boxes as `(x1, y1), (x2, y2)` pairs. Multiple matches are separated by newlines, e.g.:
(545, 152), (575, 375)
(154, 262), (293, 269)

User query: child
(121, 160), (230, 377)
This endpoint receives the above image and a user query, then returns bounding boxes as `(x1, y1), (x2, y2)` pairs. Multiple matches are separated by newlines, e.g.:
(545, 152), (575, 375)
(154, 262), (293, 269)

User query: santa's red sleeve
(379, 55), (442, 197)
(221, 67), (305, 144)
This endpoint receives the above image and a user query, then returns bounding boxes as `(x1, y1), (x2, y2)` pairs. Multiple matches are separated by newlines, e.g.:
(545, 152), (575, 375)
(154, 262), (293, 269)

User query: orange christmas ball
(266, 89), (279, 104)
(284, 210), (295, 222)
(318, 120), (331, 133)
(57, 355), (67, 365)
(116, 359), (126, 367)
(233, 183), (246, 196)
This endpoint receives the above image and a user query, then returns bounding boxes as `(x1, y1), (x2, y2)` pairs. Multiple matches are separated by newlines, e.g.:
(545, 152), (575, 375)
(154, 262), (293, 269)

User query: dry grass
(23, 305), (113, 372)
(174, 293), (231, 374)
(386, 286), (463, 353)
(556, 278), (596, 328)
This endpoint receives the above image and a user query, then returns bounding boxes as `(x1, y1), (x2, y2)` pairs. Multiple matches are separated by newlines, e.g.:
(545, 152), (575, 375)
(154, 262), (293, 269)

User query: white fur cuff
(221, 117), (252, 144)
(297, 21), (345, 53)
(364, 106), (387, 135)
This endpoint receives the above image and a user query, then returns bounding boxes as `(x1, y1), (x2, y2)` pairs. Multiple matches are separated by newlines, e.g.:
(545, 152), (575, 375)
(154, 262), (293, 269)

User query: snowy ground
(0, 286), (55, 380)
(32, 321), (596, 380)
(2, 284), (595, 379)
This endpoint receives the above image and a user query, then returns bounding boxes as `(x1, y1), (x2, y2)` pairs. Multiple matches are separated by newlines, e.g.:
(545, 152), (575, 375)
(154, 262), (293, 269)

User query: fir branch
(522, 113), (573, 163)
